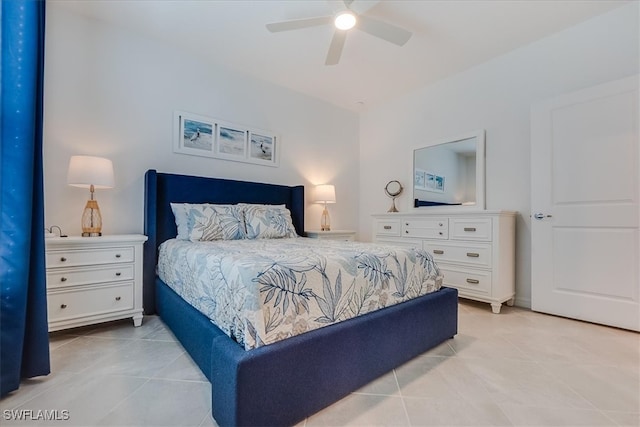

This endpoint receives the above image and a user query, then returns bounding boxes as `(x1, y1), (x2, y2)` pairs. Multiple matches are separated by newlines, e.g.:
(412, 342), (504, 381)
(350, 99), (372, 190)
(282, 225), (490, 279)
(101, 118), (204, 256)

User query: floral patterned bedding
(157, 237), (442, 350)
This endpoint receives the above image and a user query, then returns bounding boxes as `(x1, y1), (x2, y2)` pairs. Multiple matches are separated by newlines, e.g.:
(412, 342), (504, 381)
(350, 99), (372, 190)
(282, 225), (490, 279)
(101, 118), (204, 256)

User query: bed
(143, 170), (458, 427)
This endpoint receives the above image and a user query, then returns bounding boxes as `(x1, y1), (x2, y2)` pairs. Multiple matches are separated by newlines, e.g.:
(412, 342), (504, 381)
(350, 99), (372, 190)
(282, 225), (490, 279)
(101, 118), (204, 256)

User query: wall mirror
(413, 130), (485, 210)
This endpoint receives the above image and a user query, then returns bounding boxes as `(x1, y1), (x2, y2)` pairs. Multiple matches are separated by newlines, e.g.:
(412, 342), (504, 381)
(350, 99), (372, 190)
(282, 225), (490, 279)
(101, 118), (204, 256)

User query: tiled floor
(1, 300), (638, 426)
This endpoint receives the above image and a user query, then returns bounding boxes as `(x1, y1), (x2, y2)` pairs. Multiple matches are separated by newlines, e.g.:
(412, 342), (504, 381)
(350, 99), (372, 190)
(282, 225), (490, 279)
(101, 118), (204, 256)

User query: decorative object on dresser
(305, 229), (355, 241)
(373, 210), (516, 313)
(384, 180), (403, 212)
(314, 184), (336, 231)
(45, 234), (147, 331)
(67, 155), (115, 237)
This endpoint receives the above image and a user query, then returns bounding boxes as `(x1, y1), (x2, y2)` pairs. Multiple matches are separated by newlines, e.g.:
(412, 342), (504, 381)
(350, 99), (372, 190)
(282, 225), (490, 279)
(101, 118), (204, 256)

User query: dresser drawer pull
(405, 223), (409, 226)
(466, 278), (480, 284)
(438, 232), (443, 236)
(60, 304), (67, 309)
(60, 257), (67, 262)
(60, 277), (67, 282)
(439, 222), (444, 227)
(433, 250), (444, 255)
(115, 272), (122, 277)
(466, 252), (480, 258)
(115, 254), (122, 258)
(464, 227), (477, 232)
(405, 230), (409, 234)
(383, 225), (392, 230)
(115, 296), (121, 301)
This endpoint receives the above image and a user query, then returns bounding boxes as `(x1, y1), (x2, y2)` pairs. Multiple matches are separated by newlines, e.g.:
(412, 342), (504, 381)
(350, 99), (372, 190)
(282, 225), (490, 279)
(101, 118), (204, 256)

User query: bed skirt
(156, 277), (458, 426)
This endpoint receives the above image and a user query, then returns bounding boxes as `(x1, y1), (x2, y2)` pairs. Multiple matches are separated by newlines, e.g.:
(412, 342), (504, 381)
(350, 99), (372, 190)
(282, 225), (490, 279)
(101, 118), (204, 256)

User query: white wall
(359, 3), (639, 307)
(43, 5), (360, 237)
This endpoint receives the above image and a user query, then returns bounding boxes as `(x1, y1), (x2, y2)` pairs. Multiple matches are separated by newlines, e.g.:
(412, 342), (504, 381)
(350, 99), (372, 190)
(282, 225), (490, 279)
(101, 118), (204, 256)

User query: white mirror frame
(412, 129), (486, 211)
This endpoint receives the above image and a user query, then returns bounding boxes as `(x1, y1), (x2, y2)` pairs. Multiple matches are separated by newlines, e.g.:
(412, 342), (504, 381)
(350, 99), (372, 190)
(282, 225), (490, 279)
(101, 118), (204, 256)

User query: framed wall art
(173, 111), (279, 167)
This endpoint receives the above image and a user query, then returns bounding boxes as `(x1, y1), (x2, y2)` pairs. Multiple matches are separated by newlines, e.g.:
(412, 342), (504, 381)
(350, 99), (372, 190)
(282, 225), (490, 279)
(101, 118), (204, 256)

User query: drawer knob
(115, 254), (122, 258)
(466, 252), (480, 258)
(60, 304), (67, 309)
(439, 223), (443, 227)
(464, 227), (476, 232)
(466, 278), (480, 284)
(405, 223), (409, 226)
(439, 232), (443, 236)
(115, 296), (121, 301)
(115, 272), (122, 277)
(60, 257), (67, 262)
(433, 250), (444, 255)
(60, 277), (67, 282)
(405, 230), (409, 234)
(383, 225), (392, 230)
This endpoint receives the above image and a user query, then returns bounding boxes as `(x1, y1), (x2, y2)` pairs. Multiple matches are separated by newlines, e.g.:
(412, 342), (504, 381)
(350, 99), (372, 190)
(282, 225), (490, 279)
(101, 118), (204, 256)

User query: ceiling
(53, 0), (630, 112)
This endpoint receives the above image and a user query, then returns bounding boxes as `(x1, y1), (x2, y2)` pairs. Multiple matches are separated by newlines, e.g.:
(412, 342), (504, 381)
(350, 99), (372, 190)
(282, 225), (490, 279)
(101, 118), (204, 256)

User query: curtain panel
(0, 0), (50, 397)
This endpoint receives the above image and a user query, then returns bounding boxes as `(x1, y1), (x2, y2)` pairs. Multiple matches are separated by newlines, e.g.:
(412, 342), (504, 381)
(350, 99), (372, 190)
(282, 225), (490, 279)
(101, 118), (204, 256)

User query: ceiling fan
(265, 0), (412, 66)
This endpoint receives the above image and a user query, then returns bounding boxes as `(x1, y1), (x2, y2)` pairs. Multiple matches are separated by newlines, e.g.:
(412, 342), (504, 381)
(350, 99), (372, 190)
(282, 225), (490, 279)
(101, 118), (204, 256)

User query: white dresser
(45, 234), (147, 331)
(372, 211), (516, 313)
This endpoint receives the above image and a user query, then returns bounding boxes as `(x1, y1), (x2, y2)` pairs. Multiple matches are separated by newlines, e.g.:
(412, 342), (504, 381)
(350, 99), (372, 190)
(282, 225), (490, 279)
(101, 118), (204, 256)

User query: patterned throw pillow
(170, 203), (246, 241)
(241, 204), (298, 239)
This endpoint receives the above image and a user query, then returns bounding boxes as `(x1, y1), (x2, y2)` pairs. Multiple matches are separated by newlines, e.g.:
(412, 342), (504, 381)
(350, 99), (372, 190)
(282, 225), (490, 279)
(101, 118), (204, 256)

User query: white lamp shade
(314, 184), (336, 203)
(67, 155), (115, 189)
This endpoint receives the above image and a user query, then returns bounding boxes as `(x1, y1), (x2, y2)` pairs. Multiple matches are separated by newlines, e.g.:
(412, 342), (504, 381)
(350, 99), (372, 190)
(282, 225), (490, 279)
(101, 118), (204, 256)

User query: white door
(531, 75), (639, 331)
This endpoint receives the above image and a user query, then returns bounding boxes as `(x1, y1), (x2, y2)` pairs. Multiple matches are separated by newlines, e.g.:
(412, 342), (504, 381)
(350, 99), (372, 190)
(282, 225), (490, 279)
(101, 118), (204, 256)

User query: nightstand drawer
(423, 241), (492, 268)
(46, 246), (134, 268)
(47, 264), (134, 289)
(47, 283), (134, 322)
(450, 218), (492, 241)
(440, 267), (492, 295)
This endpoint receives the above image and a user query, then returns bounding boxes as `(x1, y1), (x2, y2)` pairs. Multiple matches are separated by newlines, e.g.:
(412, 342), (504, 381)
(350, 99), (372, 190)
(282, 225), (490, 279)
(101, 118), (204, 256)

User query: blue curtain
(0, 0), (50, 397)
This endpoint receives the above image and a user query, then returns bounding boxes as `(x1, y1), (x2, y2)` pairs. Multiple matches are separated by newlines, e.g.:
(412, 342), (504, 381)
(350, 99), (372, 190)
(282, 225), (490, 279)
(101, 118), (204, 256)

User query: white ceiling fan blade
(325, 30), (347, 65)
(326, 0), (349, 14)
(266, 16), (333, 33)
(347, 0), (380, 16)
(356, 15), (412, 46)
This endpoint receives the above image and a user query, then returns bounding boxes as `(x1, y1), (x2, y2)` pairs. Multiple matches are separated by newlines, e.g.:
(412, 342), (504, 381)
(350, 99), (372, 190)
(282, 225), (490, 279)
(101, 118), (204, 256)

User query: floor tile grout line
(93, 377), (152, 426)
(392, 369), (413, 426)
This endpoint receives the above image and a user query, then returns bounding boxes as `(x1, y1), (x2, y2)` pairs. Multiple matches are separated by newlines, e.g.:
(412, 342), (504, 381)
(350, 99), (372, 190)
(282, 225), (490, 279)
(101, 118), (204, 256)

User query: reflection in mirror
(413, 130), (485, 209)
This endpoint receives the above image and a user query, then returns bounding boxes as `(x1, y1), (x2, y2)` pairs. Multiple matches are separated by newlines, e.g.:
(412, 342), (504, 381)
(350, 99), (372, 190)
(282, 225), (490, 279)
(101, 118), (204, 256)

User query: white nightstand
(305, 230), (356, 241)
(45, 234), (147, 332)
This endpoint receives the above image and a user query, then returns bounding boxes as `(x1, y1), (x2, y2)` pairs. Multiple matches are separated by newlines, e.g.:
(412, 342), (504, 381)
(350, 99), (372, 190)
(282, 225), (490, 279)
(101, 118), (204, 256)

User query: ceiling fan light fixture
(334, 12), (356, 31)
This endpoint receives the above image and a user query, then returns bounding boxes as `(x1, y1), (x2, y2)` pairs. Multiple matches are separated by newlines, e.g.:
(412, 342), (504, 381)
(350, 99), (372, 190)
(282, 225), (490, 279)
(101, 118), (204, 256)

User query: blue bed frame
(144, 170), (458, 426)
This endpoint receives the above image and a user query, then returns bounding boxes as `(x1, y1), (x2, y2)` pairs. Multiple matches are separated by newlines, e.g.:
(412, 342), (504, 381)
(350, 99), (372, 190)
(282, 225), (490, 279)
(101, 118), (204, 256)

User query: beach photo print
(216, 123), (247, 160)
(174, 111), (216, 158)
(248, 131), (277, 166)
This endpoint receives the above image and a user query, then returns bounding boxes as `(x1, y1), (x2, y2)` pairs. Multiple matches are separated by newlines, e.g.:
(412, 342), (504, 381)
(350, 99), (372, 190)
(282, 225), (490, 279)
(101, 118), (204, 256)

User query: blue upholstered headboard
(143, 169), (305, 313)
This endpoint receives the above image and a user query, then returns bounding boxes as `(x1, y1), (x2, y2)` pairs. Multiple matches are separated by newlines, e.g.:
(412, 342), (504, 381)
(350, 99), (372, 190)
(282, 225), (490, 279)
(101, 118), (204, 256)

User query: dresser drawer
(450, 218), (492, 241)
(47, 283), (134, 322)
(47, 264), (134, 289)
(440, 267), (492, 295)
(46, 246), (135, 268)
(401, 218), (448, 239)
(375, 237), (422, 249)
(376, 220), (401, 236)
(423, 241), (492, 268)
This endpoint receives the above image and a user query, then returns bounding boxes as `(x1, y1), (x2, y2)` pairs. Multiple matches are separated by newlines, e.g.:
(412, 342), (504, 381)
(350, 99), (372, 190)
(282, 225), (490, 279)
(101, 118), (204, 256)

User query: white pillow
(240, 204), (298, 239)
(170, 203), (246, 241)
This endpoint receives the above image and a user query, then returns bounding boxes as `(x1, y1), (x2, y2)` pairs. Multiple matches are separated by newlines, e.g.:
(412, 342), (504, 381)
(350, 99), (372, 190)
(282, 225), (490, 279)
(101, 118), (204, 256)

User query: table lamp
(314, 184), (336, 231)
(67, 155), (114, 236)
